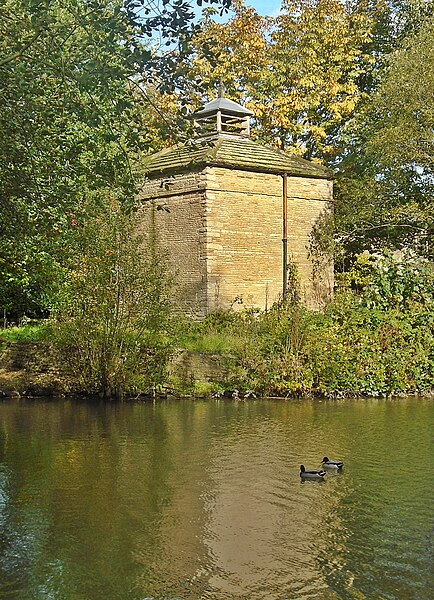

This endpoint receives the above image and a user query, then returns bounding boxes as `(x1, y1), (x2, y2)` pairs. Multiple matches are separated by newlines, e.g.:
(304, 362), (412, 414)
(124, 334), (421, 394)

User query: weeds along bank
(181, 295), (434, 398)
(1, 298), (433, 399)
(175, 251), (434, 398)
(1, 252), (433, 400)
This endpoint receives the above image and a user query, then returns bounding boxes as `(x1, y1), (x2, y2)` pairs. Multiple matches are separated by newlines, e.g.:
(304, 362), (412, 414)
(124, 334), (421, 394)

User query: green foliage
(4, 251), (434, 398)
(334, 10), (434, 264)
(0, 0), (136, 315)
(0, 0), (231, 318)
(367, 13), (434, 172)
(306, 301), (433, 397)
(348, 250), (434, 310)
(0, 323), (50, 342)
(177, 331), (245, 355)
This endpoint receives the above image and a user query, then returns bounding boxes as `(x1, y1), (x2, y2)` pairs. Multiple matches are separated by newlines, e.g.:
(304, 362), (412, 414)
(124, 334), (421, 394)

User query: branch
(0, 29), (44, 67)
(340, 222), (430, 242)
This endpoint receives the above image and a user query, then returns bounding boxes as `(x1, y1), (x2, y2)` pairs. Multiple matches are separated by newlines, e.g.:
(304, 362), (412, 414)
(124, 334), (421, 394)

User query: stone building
(139, 96), (333, 316)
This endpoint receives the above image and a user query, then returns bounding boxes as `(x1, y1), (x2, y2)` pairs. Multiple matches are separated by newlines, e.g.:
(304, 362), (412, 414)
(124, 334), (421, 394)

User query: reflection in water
(0, 397), (432, 599)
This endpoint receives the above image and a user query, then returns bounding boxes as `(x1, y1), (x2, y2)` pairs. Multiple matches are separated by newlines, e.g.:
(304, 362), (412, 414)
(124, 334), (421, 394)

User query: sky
(191, 1), (282, 23)
(247, 0), (282, 17)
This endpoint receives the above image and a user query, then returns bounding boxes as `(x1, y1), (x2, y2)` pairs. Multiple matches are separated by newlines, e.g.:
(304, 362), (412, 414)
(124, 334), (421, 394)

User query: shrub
(51, 199), (174, 400)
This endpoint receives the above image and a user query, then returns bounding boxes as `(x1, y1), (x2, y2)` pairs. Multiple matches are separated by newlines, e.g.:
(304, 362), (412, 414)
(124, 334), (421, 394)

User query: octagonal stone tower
(139, 96), (333, 317)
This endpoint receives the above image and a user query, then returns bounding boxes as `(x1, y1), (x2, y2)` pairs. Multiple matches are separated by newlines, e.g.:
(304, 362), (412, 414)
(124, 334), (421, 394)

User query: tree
(1, 0), (136, 315)
(0, 0), (230, 318)
(257, 0), (373, 158)
(334, 12), (434, 265)
(367, 13), (434, 173)
(183, 0), (374, 160)
(188, 0), (271, 105)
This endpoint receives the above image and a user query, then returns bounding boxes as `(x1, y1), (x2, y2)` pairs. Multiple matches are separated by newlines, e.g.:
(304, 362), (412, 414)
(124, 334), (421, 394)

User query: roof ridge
(144, 136), (333, 179)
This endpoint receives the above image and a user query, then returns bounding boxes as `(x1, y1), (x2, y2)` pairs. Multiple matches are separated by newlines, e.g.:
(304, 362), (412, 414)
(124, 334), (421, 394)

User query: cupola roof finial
(193, 88), (253, 139)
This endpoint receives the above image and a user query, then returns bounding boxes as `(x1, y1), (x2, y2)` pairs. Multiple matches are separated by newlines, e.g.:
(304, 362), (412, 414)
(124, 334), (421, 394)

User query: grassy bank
(1, 296), (433, 399)
(176, 297), (434, 398)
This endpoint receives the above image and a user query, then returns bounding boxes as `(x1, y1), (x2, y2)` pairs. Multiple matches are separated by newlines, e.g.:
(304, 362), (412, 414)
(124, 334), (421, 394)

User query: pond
(0, 397), (432, 599)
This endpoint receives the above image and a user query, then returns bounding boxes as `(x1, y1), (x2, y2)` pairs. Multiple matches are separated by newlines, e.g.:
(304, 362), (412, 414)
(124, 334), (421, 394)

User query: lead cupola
(193, 94), (254, 138)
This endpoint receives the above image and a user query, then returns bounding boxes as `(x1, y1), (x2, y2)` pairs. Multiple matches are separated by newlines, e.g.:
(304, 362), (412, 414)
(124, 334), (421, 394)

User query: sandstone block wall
(205, 167), (333, 311)
(138, 172), (208, 316)
(204, 167), (282, 311)
(140, 166), (333, 315)
(285, 178), (334, 308)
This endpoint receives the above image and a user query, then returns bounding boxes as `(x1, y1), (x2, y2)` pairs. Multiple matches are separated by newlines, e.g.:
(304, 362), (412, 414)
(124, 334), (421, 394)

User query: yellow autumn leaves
(183, 0), (375, 160)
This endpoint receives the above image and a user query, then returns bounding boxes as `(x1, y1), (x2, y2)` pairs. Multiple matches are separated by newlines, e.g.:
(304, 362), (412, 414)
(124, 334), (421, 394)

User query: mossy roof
(144, 135), (332, 179)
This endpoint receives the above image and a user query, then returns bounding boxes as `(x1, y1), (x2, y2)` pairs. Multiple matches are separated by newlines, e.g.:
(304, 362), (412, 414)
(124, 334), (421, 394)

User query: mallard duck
(322, 456), (344, 469)
(300, 465), (326, 480)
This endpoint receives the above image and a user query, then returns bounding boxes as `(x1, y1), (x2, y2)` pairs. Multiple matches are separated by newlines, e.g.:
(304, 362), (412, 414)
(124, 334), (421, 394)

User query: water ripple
(0, 397), (432, 599)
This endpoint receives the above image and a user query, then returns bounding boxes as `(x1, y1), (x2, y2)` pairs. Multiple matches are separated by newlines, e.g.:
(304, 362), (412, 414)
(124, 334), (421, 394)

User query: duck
(300, 465), (326, 481)
(322, 456), (344, 470)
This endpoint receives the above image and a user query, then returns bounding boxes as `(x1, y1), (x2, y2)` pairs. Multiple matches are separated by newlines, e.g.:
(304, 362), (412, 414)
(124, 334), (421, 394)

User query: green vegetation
(1, 250), (433, 398)
(49, 200), (174, 400)
(0, 0), (230, 319)
(0, 323), (50, 342)
(176, 319), (248, 355)
(335, 10), (434, 266)
(178, 252), (434, 397)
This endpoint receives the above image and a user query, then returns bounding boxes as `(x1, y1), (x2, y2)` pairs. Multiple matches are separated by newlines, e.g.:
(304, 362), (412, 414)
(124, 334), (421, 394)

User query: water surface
(0, 397), (432, 599)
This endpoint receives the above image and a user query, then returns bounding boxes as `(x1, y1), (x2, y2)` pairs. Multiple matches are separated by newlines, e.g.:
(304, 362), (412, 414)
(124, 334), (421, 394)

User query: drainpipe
(282, 172), (288, 301)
